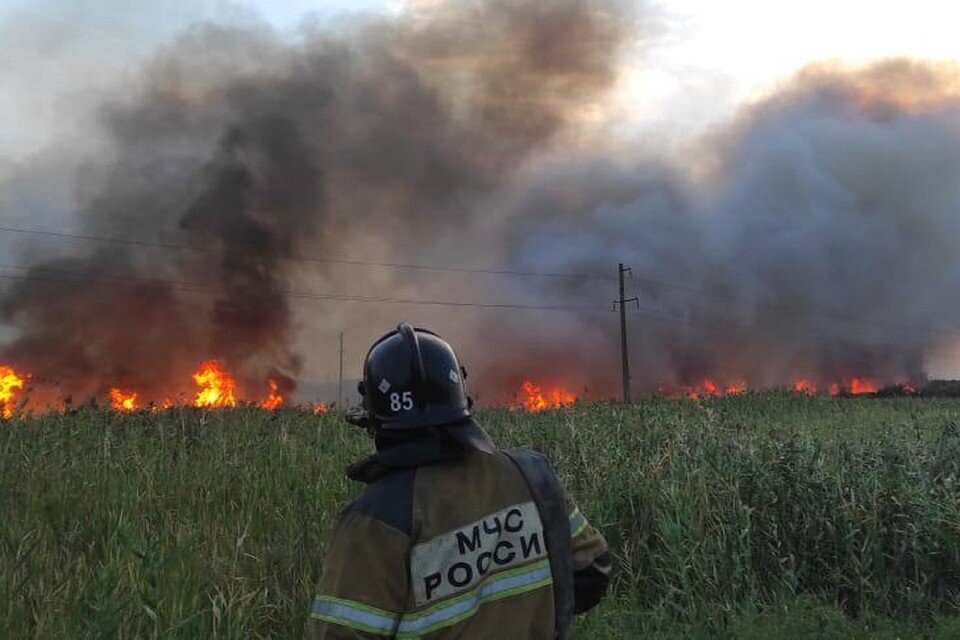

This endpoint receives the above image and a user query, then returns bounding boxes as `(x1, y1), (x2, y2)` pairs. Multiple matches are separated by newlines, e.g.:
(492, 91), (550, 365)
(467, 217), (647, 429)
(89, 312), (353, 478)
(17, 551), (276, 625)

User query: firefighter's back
(309, 447), (557, 639)
(404, 448), (556, 639)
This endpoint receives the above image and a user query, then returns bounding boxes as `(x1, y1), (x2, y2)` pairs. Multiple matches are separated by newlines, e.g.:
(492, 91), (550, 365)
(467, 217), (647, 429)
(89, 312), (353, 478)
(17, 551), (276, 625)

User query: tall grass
(2, 394), (960, 637)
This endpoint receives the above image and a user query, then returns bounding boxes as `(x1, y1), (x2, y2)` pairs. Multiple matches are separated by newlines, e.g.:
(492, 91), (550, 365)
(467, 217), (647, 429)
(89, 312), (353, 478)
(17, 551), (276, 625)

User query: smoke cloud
(508, 59), (960, 395)
(4, 1), (960, 405)
(0, 0), (635, 404)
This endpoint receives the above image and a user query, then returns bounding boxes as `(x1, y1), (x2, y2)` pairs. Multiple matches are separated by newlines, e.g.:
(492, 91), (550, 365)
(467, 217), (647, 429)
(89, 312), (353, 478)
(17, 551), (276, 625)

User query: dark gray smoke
(0, 0), (635, 404)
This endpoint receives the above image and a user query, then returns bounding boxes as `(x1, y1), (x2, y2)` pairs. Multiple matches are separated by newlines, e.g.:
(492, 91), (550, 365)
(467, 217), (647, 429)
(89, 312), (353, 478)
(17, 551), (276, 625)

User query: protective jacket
(307, 420), (611, 639)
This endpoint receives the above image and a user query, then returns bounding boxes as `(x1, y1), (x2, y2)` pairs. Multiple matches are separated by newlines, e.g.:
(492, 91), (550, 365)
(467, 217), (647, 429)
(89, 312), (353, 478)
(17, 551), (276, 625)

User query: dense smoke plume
(0, 0), (633, 404)
(508, 60), (960, 395)
(3, 0), (960, 406)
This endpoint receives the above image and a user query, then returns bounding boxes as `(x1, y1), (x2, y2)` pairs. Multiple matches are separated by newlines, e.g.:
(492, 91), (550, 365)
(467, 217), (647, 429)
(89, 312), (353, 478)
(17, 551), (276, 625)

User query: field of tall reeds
(3, 393), (960, 638)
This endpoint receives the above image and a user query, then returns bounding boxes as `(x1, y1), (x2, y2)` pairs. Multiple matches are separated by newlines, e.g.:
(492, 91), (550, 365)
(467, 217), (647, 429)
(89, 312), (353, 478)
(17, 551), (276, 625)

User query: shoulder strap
(503, 448), (574, 640)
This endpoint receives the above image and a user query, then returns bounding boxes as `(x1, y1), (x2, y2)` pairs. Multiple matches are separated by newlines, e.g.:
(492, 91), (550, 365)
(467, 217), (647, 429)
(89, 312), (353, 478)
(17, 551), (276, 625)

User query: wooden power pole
(337, 331), (344, 410)
(616, 263), (638, 404)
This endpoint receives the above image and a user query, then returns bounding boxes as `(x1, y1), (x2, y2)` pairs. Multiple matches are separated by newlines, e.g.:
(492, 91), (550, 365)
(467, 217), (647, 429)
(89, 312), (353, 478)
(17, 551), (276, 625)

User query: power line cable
(0, 267), (608, 314)
(628, 272), (927, 334)
(0, 224), (952, 335)
(604, 257), (938, 336)
(0, 264), (950, 347)
(1, 259), (953, 338)
(628, 303), (953, 352)
(0, 266), (948, 388)
(0, 225), (612, 281)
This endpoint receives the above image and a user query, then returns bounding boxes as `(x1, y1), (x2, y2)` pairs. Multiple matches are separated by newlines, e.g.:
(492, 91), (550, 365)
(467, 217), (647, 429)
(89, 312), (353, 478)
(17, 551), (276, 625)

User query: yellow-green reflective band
(311, 595), (400, 636)
(569, 508), (588, 538)
(396, 559), (552, 638)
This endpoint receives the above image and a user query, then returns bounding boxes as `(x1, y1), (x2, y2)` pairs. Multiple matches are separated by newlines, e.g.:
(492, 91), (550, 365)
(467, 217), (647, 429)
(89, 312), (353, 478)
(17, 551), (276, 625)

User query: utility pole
(615, 263), (639, 404)
(338, 332), (344, 410)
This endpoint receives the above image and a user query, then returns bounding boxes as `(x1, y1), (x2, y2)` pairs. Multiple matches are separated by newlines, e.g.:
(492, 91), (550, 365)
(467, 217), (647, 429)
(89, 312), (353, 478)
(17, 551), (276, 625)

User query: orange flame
(0, 365), (26, 419)
(827, 377), (881, 396)
(792, 379), (818, 394)
(849, 377), (880, 395)
(683, 379), (747, 398)
(109, 388), (138, 412)
(314, 402), (329, 415)
(518, 381), (577, 412)
(192, 360), (237, 408)
(682, 381), (709, 398)
(260, 379), (284, 410)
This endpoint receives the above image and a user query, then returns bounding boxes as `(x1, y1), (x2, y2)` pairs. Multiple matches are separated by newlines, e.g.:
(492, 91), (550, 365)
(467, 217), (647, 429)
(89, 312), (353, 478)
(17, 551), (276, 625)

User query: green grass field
(4, 394), (960, 638)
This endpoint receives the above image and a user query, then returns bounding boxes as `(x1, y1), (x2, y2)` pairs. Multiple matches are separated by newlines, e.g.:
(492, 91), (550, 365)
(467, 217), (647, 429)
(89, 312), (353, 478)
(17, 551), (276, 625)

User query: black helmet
(355, 323), (472, 430)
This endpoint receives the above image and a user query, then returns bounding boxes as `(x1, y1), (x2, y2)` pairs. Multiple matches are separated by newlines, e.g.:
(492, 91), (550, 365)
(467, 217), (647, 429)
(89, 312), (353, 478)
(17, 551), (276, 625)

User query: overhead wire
(0, 263), (950, 351)
(0, 266), (608, 314)
(0, 225), (612, 281)
(0, 224), (955, 335)
(625, 272), (928, 335)
(626, 302), (931, 351)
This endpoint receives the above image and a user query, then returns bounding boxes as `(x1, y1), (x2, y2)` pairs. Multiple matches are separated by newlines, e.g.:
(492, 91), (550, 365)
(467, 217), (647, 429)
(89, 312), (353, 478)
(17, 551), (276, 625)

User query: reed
(3, 394), (960, 637)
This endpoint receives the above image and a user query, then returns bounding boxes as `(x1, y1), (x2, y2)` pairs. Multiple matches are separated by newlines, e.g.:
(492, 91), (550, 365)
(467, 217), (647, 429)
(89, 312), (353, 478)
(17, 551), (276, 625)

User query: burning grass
(0, 363), (929, 419)
(3, 395), (960, 637)
(0, 360), (303, 417)
(108, 388), (138, 412)
(516, 380), (578, 412)
(0, 365), (25, 419)
(655, 376), (918, 400)
(261, 379), (284, 411)
(192, 360), (237, 408)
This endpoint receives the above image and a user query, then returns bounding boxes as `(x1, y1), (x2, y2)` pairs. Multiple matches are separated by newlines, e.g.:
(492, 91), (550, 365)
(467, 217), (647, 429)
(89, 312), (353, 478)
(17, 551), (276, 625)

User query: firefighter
(307, 323), (611, 639)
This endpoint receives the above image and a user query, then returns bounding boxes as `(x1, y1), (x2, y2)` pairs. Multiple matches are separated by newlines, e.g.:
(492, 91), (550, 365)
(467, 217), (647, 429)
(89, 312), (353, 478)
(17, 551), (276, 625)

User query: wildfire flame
(0, 365), (26, 419)
(109, 388), (138, 412)
(792, 379), (818, 394)
(676, 377), (896, 399)
(518, 381), (577, 412)
(683, 380), (746, 398)
(193, 360), (237, 408)
(0, 354), (924, 416)
(260, 379), (284, 410)
(725, 381), (747, 395)
(826, 377), (881, 396)
(849, 377), (880, 395)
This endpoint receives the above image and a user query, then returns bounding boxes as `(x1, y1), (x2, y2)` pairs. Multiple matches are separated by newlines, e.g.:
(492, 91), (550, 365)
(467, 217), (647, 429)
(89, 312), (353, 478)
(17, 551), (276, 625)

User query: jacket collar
(347, 418), (495, 483)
